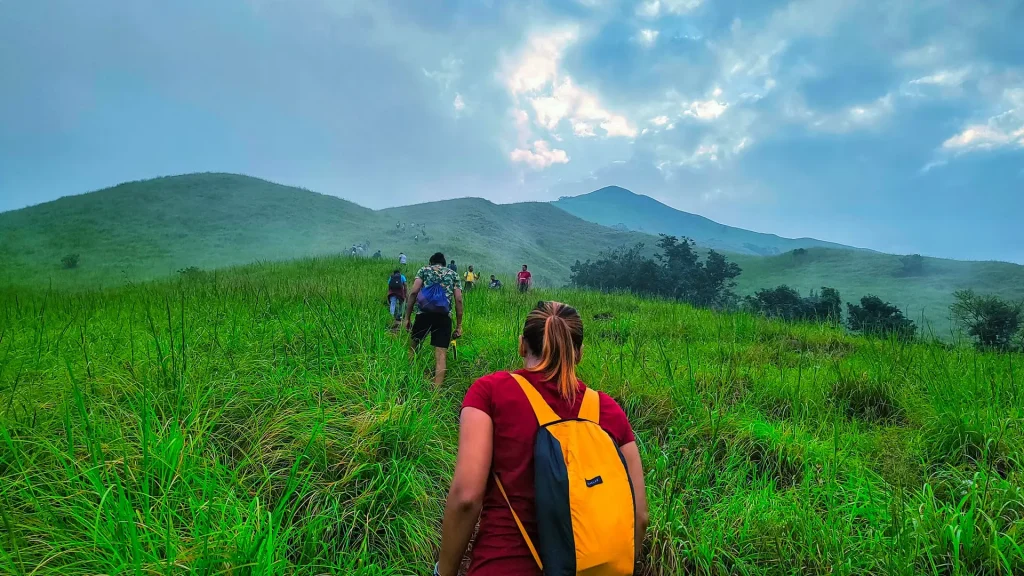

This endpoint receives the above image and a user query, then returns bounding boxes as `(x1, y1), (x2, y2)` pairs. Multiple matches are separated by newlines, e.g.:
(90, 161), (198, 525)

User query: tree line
(571, 236), (1023, 351)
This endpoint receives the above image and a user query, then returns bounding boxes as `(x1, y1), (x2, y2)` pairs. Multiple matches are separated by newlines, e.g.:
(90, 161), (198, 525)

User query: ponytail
(522, 302), (584, 403)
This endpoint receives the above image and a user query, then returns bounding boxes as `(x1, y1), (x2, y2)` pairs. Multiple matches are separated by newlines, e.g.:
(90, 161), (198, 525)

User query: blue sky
(1, 0), (1022, 262)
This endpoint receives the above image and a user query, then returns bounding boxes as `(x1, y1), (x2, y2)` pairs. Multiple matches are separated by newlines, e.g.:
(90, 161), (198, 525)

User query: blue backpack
(417, 282), (451, 314)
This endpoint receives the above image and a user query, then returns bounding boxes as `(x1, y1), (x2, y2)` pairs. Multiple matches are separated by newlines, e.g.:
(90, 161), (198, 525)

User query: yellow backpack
(496, 373), (636, 575)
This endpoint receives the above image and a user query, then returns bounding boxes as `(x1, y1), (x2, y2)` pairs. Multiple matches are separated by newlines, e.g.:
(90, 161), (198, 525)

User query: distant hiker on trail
(387, 269), (407, 324)
(399, 252), (408, 265)
(517, 264), (532, 293)
(404, 252), (464, 386)
(464, 266), (478, 291)
(433, 301), (648, 576)
(488, 275), (502, 289)
(449, 260), (458, 273)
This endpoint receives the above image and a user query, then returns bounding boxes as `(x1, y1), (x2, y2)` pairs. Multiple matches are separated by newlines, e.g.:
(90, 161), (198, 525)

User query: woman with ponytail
(434, 301), (648, 576)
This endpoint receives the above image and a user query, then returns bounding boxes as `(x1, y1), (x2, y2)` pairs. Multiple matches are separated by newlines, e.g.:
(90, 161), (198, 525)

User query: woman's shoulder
(474, 370), (515, 387)
(593, 389), (635, 445)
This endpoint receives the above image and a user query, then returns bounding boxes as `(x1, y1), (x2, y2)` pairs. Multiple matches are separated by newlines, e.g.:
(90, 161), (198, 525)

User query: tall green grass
(1, 256), (1022, 575)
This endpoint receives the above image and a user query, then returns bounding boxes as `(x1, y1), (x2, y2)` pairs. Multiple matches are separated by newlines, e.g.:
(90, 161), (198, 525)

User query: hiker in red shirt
(517, 264), (532, 293)
(433, 301), (649, 576)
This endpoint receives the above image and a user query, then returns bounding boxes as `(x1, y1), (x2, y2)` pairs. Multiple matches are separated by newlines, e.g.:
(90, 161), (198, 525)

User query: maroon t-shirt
(461, 369), (635, 576)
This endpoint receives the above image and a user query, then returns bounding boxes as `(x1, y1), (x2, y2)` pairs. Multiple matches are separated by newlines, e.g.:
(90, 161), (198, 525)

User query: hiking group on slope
(387, 252), (646, 574)
(390, 252), (539, 384)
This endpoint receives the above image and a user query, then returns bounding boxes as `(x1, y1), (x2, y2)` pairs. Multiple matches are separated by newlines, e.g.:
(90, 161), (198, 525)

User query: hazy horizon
(1, 0), (1022, 263)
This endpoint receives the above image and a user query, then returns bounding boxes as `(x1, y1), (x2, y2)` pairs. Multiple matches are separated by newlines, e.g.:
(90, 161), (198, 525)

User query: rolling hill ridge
(0, 173), (648, 288)
(2, 172), (1023, 332)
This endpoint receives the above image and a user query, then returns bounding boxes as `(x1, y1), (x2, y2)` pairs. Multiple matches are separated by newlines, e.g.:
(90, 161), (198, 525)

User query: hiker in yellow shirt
(463, 266), (478, 291)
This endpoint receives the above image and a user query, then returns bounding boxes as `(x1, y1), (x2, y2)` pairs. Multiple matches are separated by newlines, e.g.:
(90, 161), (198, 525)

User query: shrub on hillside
(745, 285), (807, 321)
(813, 287), (843, 321)
(950, 289), (1023, 351)
(846, 295), (916, 339)
(61, 253), (80, 269)
(898, 254), (925, 276)
(177, 266), (206, 280)
(570, 235), (741, 309)
(745, 285), (842, 323)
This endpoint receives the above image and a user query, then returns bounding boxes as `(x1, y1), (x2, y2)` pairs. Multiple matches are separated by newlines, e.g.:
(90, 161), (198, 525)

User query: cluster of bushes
(951, 289), (1023, 351)
(744, 285), (842, 323)
(61, 253), (80, 269)
(746, 284), (1024, 349)
(746, 286), (918, 339)
(570, 235), (741, 309)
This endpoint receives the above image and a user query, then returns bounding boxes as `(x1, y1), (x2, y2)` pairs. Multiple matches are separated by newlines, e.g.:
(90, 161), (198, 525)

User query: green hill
(0, 173), (648, 288)
(730, 248), (1024, 334)
(554, 185), (858, 256)
(556, 186), (1024, 332)
(3, 173), (1023, 333)
(0, 173), (375, 286)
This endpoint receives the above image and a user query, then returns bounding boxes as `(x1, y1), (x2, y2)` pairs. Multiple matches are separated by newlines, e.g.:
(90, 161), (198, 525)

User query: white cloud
(453, 93), (465, 112)
(909, 68), (970, 87)
(503, 31), (637, 141)
(942, 121), (1024, 152)
(684, 98), (728, 120)
(786, 93), (895, 133)
(651, 115), (670, 126)
(654, 141), (725, 179)
(637, 0), (703, 18)
(530, 95), (572, 130)
(637, 29), (659, 48)
(919, 160), (947, 174)
(505, 28), (578, 95)
(573, 121), (596, 137)
(940, 87), (1024, 155)
(510, 140), (570, 169)
(601, 115), (638, 138)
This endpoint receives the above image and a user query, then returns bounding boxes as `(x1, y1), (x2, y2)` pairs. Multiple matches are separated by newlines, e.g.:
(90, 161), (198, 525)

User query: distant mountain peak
(553, 186), (859, 256)
(591, 185), (635, 195)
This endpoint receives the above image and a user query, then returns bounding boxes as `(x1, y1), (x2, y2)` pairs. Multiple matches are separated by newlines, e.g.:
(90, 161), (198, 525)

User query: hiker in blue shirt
(405, 252), (464, 385)
(387, 269), (407, 324)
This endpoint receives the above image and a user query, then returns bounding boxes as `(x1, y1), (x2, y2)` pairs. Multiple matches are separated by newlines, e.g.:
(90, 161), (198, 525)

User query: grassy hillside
(0, 173), (648, 289)
(380, 198), (648, 283)
(3, 173), (1023, 333)
(554, 185), (856, 256)
(731, 248), (1024, 335)
(0, 173), (376, 286)
(1, 255), (1022, 574)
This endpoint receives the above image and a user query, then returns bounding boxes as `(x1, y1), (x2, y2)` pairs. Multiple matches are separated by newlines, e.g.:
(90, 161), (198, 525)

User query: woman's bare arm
(437, 407), (493, 576)
(620, 441), (648, 566)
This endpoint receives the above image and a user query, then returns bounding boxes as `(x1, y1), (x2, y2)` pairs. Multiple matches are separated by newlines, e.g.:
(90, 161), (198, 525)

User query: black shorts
(411, 312), (453, 349)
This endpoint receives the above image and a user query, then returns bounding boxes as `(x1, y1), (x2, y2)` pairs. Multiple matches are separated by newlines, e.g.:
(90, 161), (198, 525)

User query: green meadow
(1, 256), (1022, 575)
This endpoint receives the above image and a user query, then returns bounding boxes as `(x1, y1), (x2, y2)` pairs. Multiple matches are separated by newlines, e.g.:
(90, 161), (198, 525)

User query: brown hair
(522, 301), (584, 403)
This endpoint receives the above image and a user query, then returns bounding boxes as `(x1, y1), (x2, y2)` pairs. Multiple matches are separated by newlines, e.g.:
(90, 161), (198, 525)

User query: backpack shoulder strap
(494, 475), (543, 570)
(509, 373), (559, 426)
(578, 387), (600, 423)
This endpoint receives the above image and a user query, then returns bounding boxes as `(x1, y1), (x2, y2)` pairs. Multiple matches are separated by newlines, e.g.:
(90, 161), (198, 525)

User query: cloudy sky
(1, 0), (1022, 262)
